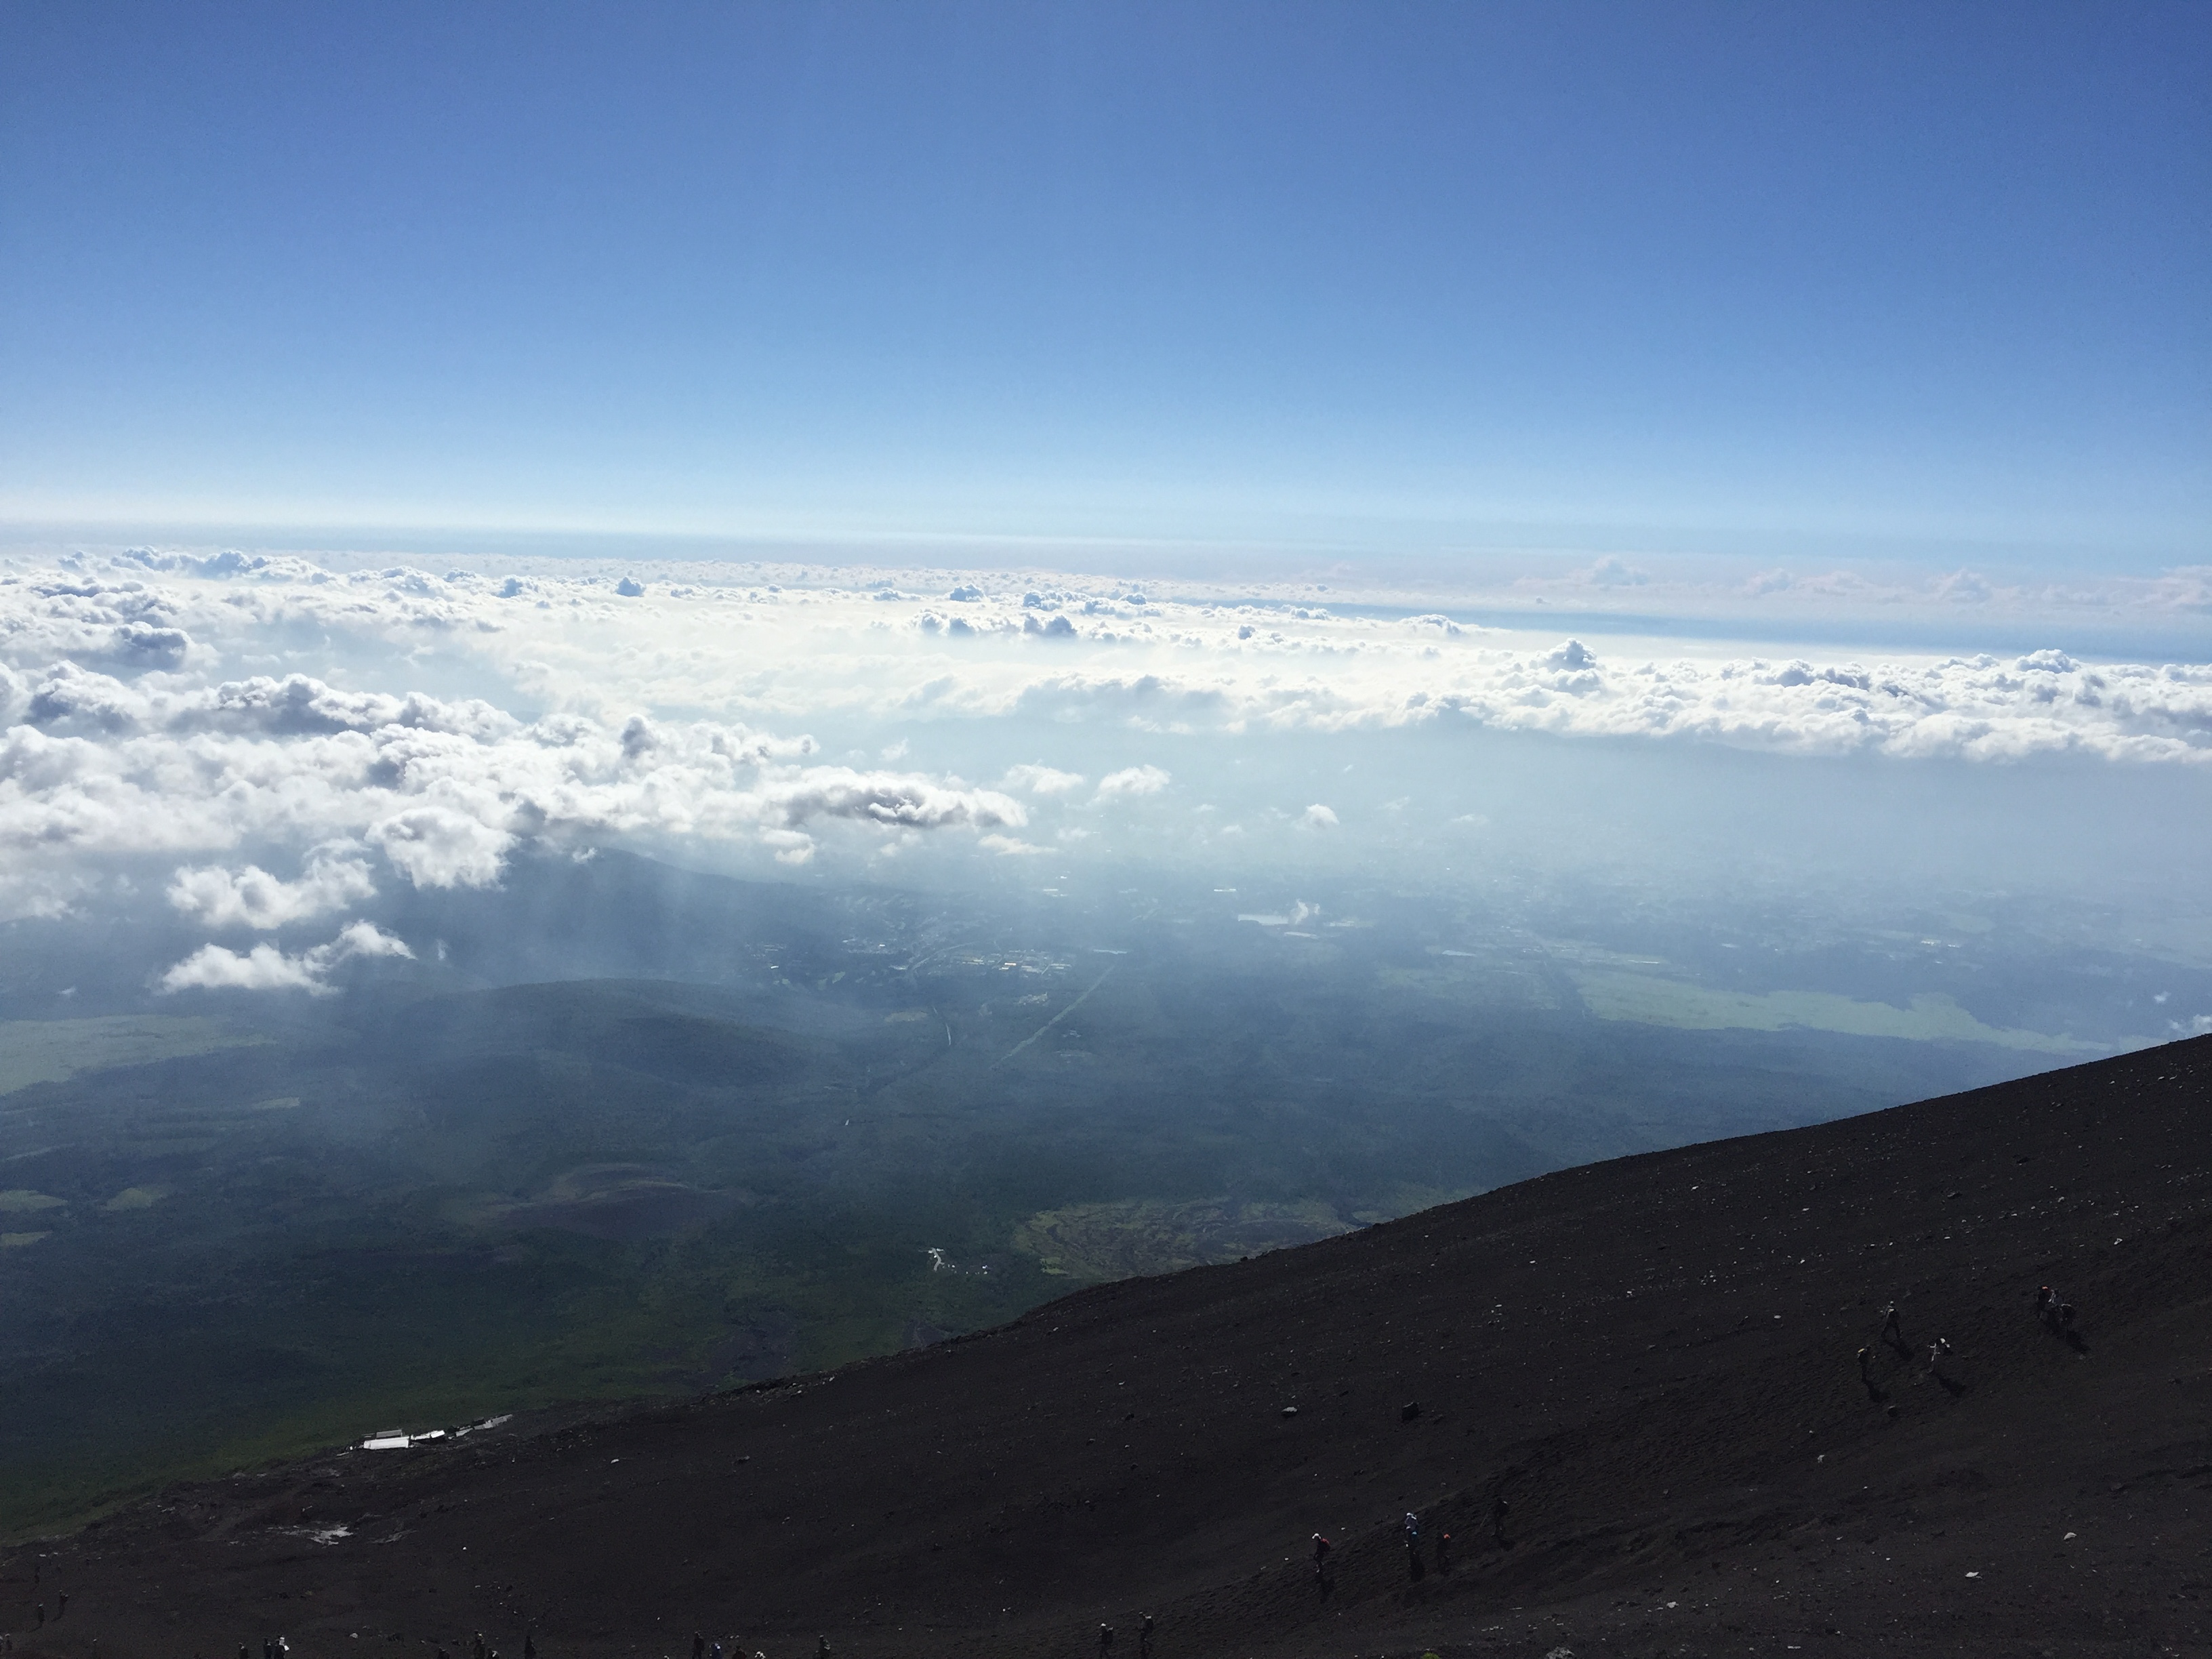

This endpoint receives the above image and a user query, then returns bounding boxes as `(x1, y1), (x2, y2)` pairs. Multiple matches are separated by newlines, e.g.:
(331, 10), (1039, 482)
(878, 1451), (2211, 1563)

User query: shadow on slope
(11, 1036), (2207, 1658)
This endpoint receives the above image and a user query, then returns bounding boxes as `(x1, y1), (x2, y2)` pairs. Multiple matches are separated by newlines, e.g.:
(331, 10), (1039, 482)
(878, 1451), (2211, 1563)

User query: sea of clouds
(2, 546), (2208, 985)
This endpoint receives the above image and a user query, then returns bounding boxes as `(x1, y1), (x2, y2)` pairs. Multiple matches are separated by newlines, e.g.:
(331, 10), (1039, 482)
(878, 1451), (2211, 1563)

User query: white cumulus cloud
(167, 848), (377, 928)
(369, 806), (515, 890)
(1095, 765), (1172, 800)
(159, 920), (414, 996)
(1000, 764), (1088, 796)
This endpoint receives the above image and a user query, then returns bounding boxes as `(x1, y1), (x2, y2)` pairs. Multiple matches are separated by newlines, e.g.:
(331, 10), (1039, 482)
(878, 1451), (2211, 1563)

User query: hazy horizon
(4, 537), (2207, 1045)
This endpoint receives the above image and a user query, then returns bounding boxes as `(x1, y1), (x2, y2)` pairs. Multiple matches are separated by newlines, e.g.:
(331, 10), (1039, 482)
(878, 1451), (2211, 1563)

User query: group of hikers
(432, 1627), (534, 1659)
(687, 1631), (830, 1659)
(1092, 1613), (1154, 1655)
(1294, 1284), (2096, 1611)
(1855, 1303), (1954, 1388)
(18, 1558), (65, 1633)
(1854, 1284), (2086, 1393)
(247, 1628), (541, 1659)
(1303, 1491), (1513, 1597)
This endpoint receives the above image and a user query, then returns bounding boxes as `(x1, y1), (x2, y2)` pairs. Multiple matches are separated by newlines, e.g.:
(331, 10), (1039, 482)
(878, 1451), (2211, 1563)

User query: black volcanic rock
(8, 1038), (2208, 1658)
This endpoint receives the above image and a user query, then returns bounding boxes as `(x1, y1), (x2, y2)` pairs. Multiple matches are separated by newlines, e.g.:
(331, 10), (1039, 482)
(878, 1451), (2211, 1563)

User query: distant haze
(0, 544), (2205, 1042)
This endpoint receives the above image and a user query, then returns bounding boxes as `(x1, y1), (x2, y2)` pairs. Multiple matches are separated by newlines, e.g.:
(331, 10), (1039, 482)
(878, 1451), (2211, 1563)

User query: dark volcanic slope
(9, 1039), (2209, 1659)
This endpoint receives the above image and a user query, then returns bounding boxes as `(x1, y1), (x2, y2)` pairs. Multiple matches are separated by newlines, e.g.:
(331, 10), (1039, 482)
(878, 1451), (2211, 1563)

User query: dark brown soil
(6, 1038), (2207, 1659)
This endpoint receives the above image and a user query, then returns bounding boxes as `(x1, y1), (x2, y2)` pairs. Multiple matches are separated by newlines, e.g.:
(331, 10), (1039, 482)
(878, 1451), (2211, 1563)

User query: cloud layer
(1, 548), (2208, 941)
(10, 551), (2206, 758)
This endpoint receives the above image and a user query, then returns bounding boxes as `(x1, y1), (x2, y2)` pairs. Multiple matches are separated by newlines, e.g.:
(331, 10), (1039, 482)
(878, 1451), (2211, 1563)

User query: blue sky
(3, 1), (2206, 565)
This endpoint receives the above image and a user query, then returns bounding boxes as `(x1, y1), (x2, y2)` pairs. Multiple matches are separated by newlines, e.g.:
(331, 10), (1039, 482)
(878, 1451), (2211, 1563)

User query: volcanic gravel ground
(5, 1038), (2208, 1658)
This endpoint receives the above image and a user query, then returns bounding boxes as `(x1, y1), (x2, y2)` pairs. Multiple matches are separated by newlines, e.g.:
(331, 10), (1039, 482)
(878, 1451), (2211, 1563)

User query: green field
(0, 1015), (267, 1095)
(1570, 970), (2098, 1053)
(1015, 1197), (1355, 1279)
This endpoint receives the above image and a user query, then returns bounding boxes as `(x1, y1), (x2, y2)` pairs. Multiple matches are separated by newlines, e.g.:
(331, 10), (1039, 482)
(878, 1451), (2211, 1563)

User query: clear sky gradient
(3, 1), (2206, 564)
